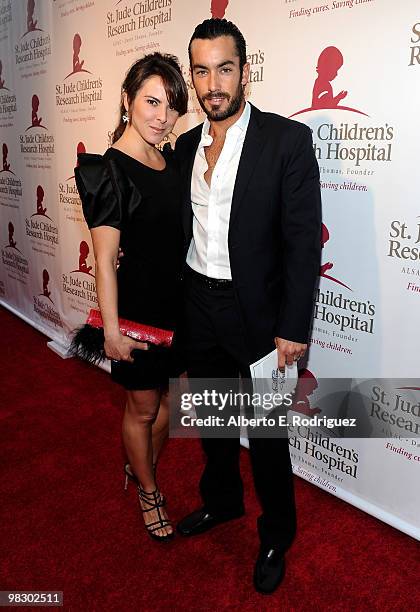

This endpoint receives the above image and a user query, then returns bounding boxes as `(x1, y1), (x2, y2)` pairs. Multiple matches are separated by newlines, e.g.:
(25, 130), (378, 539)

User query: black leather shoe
(253, 547), (285, 594)
(177, 507), (244, 537)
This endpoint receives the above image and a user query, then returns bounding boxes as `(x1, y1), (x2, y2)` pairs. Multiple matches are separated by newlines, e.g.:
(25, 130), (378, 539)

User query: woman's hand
(104, 331), (148, 362)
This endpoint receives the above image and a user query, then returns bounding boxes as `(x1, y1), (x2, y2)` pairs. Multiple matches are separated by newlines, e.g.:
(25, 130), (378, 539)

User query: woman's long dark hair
(112, 52), (188, 144)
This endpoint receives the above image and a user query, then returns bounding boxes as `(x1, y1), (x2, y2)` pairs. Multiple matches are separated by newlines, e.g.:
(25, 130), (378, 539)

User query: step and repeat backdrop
(0, 0), (419, 539)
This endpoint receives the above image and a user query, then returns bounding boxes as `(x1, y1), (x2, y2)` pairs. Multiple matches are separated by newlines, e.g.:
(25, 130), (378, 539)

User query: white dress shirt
(186, 101), (251, 280)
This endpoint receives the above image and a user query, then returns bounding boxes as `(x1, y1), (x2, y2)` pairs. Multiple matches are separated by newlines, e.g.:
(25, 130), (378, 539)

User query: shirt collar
(199, 101), (251, 148)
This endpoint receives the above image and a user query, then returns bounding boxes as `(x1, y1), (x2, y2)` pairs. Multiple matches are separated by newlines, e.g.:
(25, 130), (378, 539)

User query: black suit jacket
(175, 104), (321, 362)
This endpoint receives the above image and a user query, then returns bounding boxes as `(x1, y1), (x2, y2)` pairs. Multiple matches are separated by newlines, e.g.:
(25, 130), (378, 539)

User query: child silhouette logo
(64, 34), (92, 80)
(6, 222), (22, 253)
(1, 143), (14, 174)
(26, 94), (47, 131)
(67, 141), (86, 180)
(0, 60), (8, 91)
(72, 240), (94, 276)
(312, 46), (347, 109)
(320, 223), (351, 290)
(31, 185), (51, 219)
(289, 46), (368, 118)
(41, 268), (53, 303)
(293, 369), (321, 417)
(22, 0), (42, 38)
(76, 141), (86, 160)
(211, 0), (229, 18)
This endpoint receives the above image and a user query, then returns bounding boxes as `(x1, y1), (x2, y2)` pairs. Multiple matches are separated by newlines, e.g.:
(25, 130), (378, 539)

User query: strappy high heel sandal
(137, 486), (174, 542)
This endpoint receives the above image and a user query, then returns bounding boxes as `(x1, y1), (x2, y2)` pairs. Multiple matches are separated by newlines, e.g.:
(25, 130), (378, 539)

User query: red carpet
(1, 305), (419, 611)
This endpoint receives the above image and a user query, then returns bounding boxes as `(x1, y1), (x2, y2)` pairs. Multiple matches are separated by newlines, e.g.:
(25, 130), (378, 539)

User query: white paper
(249, 349), (298, 419)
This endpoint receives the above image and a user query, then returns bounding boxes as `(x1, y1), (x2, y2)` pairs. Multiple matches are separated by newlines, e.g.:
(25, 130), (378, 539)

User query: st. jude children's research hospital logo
(19, 94), (55, 156)
(320, 223), (351, 291)
(2, 222), (29, 277)
(55, 34), (103, 110)
(64, 33), (92, 80)
(290, 46), (395, 172)
(312, 220), (376, 347)
(107, 0), (173, 38)
(0, 59), (18, 124)
(15, 1), (51, 66)
(57, 142), (86, 223)
(62, 241), (97, 307)
(288, 371), (360, 482)
(0, 143), (22, 200)
(25, 185), (59, 251)
(33, 268), (63, 328)
(387, 217), (420, 289)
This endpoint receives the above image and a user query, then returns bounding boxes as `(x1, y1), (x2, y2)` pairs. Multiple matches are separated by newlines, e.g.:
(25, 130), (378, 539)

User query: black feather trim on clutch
(68, 310), (174, 365)
(68, 324), (106, 365)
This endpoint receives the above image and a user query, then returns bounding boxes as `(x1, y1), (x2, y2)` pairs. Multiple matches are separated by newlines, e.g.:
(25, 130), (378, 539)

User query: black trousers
(183, 269), (296, 551)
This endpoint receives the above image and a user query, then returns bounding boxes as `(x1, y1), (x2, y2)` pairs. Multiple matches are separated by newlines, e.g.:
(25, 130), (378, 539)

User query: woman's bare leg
(122, 389), (173, 538)
(151, 391), (170, 466)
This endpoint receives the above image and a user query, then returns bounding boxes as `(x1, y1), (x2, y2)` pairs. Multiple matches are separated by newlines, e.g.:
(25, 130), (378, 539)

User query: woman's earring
(122, 113), (129, 123)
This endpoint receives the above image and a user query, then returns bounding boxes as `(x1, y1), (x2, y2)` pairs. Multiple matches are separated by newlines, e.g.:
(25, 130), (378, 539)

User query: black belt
(187, 266), (233, 290)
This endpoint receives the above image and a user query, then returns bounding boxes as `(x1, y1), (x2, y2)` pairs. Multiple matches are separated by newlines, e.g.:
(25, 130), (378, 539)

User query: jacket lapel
(229, 104), (265, 228)
(181, 129), (201, 245)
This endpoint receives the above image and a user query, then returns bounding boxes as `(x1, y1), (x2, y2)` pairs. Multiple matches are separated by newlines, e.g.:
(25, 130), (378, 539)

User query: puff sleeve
(74, 153), (123, 230)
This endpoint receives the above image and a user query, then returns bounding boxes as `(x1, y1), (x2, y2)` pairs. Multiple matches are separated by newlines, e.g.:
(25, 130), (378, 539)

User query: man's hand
(274, 337), (307, 370)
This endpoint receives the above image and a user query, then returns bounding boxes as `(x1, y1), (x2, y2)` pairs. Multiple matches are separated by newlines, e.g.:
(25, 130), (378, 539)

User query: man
(175, 19), (321, 594)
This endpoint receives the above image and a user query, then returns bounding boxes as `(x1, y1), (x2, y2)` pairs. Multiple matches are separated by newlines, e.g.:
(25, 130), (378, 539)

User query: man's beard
(198, 80), (244, 121)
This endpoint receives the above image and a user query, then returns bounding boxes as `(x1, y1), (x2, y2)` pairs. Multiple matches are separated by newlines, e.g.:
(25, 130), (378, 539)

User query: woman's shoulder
(77, 148), (145, 229)
(103, 147), (142, 178)
(77, 148), (125, 166)
(75, 149), (128, 204)
(103, 146), (123, 160)
(75, 153), (108, 190)
(76, 149), (129, 186)
(77, 152), (105, 167)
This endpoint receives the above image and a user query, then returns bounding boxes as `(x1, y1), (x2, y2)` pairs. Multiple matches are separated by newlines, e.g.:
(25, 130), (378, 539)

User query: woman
(74, 53), (188, 541)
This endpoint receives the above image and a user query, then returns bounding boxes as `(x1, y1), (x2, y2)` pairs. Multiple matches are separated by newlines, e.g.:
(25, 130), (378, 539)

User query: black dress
(75, 146), (184, 390)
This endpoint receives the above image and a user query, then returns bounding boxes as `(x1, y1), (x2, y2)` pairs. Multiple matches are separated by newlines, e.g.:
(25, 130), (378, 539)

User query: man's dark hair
(188, 18), (247, 72)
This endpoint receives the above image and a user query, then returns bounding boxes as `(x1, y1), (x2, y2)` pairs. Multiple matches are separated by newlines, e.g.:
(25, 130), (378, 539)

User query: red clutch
(87, 309), (174, 347)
